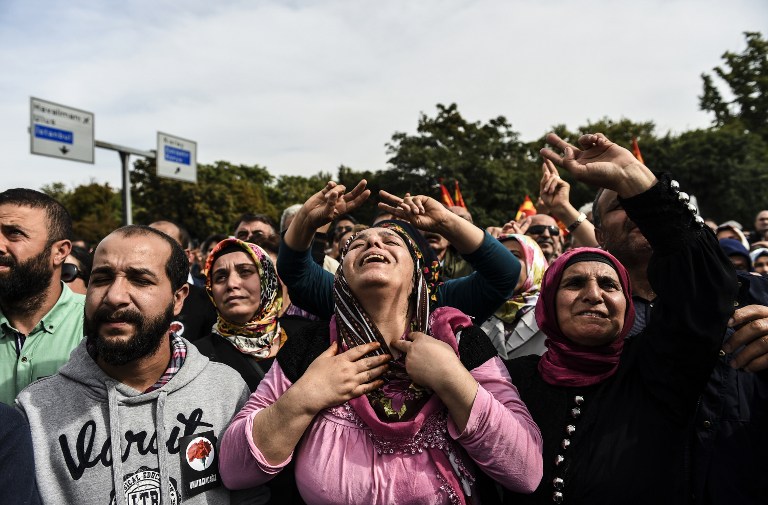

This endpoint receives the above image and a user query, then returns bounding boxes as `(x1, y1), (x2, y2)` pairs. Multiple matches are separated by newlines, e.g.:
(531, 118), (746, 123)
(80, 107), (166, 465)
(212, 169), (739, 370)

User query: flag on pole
(454, 180), (467, 209)
(631, 137), (645, 165)
(438, 179), (455, 207)
(515, 195), (537, 221)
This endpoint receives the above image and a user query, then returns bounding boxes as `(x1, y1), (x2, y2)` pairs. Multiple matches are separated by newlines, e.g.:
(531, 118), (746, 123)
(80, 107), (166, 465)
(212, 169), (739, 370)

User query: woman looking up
(218, 190), (543, 504)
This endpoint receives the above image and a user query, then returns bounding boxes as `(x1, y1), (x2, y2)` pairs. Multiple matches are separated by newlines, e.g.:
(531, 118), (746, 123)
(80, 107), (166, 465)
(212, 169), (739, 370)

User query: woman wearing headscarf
(194, 238), (284, 392)
(750, 247), (768, 274)
(481, 234), (548, 359)
(218, 201), (544, 504)
(276, 180), (520, 323)
(501, 133), (738, 504)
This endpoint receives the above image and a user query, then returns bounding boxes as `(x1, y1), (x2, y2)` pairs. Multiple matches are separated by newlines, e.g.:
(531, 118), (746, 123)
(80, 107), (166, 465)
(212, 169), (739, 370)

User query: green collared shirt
(0, 283), (85, 405)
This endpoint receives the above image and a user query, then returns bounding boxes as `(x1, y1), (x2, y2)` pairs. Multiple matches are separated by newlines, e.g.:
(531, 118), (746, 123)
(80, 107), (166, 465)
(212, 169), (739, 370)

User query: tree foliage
(39, 32), (767, 237)
(700, 31), (768, 141)
(382, 103), (538, 227)
(41, 181), (121, 244)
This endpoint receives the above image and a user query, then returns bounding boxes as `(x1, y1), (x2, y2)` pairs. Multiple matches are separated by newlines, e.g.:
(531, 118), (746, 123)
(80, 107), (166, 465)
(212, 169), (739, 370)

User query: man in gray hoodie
(17, 225), (251, 505)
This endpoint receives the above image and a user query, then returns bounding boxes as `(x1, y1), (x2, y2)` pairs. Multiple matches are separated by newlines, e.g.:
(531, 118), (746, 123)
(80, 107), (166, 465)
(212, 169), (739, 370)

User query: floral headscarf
(535, 247), (635, 387)
(205, 238), (284, 360)
(494, 234), (548, 323)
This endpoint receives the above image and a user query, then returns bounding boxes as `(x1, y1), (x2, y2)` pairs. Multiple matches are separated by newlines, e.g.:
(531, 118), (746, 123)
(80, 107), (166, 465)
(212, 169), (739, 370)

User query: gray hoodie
(16, 338), (249, 505)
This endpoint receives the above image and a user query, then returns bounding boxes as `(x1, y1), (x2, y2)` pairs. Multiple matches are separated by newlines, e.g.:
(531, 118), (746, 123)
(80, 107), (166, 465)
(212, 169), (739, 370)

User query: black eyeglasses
(527, 225), (560, 236)
(61, 263), (83, 283)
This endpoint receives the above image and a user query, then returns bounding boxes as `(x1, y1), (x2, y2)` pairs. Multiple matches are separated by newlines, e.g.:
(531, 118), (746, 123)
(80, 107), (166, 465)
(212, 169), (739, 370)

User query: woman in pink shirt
(219, 186), (543, 504)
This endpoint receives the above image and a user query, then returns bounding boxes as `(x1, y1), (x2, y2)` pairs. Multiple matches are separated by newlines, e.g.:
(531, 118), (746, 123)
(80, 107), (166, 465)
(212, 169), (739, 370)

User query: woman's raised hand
(377, 191), (451, 232)
(540, 133), (656, 198)
(302, 180), (371, 230)
(295, 342), (390, 414)
(285, 180), (371, 251)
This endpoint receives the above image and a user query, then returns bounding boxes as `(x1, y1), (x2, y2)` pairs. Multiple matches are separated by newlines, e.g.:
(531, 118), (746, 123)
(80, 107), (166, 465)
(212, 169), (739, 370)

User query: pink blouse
(219, 356), (542, 504)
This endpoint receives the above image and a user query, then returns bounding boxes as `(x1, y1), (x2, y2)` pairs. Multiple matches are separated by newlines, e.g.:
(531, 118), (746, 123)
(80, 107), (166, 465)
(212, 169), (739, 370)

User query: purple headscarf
(536, 247), (636, 387)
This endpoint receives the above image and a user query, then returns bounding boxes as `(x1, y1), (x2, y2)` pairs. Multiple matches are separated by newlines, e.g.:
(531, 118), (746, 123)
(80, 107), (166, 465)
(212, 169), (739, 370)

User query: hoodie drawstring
(156, 391), (171, 505)
(107, 384), (127, 505)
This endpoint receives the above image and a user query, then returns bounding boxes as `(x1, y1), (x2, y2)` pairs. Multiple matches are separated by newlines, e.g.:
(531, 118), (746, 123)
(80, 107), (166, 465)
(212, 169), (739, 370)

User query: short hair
(248, 233), (281, 257)
(280, 205), (302, 233)
(149, 219), (191, 249)
(0, 188), (73, 243)
(111, 225), (189, 291)
(201, 233), (228, 256)
(592, 188), (607, 230)
(233, 213), (277, 236)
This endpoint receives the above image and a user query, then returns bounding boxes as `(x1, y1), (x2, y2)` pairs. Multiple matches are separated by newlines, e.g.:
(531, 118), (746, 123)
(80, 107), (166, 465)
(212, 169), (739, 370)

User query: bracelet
(567, 212), (587, 233)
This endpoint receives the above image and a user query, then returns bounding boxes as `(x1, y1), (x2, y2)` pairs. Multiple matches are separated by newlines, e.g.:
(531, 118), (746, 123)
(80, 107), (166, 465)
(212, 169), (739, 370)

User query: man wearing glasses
(525, 214), (563, 264)
(0, 188), (85, 405)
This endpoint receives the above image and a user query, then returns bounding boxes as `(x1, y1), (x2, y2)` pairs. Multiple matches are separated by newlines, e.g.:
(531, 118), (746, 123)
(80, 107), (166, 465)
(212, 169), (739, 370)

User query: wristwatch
(567, 212), (587, 233)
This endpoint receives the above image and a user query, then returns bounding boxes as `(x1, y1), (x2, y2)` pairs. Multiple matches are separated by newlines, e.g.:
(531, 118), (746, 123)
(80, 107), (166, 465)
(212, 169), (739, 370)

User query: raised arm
(378, 191), (520, 320)
(539, 159), (598, 247)
(278, 181), (370, 318)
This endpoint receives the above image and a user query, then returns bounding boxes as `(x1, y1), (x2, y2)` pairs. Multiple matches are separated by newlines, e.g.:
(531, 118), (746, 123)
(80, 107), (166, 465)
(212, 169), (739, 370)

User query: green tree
(41, 181), (121, 244)
(384, 103), (538, 227)
(130, 159), (278, 240)
(700, 31), (768, 141)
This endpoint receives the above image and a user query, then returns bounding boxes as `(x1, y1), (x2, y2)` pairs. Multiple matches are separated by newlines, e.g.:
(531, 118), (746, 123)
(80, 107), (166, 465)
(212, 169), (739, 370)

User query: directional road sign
(157, 132), (197, 183)
(30, 97), (95, 163)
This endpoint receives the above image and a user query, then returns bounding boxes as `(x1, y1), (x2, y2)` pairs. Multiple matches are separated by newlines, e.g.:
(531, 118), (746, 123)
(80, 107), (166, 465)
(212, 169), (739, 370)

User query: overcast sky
(1, 0), (766, 192)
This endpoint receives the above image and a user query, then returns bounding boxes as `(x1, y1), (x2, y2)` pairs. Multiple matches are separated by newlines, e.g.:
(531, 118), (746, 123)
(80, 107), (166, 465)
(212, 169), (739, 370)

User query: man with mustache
(0, 188), (84, 405)
(525, 213), (563, 264)
(17, 225), (253, 504)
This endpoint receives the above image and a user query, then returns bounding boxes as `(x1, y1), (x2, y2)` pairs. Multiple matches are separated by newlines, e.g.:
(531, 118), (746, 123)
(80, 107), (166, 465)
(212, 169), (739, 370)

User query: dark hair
(112, 225), (189, 291)
(248, 233), (281, 257)
(201, 233), (228, 256)
(69, 246), (93, 285)
(233, 213), (277, 235)
(592, 188), (607, 230)
(149, 219), (191, 249)
(0, 188), (73, 243)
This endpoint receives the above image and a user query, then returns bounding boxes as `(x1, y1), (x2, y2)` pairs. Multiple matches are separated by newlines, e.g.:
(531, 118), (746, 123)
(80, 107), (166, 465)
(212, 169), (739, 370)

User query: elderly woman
(481, 234), (548, 359)
(218, 192), (544, 504)
(502, 133), (738, 504)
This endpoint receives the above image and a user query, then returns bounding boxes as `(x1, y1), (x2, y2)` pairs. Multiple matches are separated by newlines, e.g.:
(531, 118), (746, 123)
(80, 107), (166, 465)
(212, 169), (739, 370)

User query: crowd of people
(1, 132), (767, 505)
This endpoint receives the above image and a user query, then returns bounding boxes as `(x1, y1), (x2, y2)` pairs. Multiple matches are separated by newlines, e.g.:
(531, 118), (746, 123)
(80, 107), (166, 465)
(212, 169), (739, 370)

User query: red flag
(631, 137), (645, 165)
(515, 195), (537, 221)
(453, 180), (467, 209)
(438, 179), (455, 207)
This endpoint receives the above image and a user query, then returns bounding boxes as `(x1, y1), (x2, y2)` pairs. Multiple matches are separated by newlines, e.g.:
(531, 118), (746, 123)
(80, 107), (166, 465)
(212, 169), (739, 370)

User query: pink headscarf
(535, 247), (635, 387)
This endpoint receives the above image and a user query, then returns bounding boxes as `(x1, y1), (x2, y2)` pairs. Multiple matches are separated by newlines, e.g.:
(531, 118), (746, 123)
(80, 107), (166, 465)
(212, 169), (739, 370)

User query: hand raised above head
(301, 180), (371, 230)
(377, 191), (451, 232)
(540, 133), (656, 199)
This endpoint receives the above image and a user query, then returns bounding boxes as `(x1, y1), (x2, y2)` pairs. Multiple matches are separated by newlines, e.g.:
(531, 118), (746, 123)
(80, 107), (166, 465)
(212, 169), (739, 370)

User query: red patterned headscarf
(536, 247), (635, 387)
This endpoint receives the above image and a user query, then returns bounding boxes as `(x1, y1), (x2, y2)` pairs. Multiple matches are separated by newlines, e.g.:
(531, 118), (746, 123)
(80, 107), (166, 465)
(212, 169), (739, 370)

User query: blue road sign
(34, 124), (73, 144)
(164, 145), (191, 165)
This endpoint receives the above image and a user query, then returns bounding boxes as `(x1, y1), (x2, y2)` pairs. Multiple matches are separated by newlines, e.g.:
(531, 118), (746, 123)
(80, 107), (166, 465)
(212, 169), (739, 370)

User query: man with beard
(0, 188), (84, 405)
(593, 183), (768, 505)
(17, 226), (253, 505)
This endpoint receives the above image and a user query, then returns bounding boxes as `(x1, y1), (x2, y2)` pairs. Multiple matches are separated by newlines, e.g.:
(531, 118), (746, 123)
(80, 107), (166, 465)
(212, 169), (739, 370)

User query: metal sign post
(94, 141), (156, 226)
